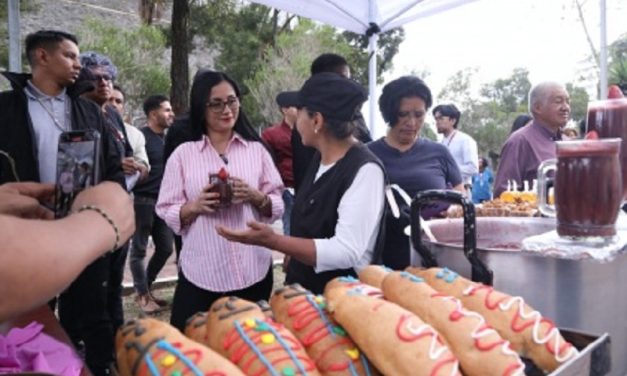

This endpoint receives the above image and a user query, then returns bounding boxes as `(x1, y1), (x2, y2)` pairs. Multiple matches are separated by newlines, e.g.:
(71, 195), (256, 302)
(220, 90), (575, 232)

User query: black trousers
(170, 265), (273, 332)
(58, 244), (127, 376)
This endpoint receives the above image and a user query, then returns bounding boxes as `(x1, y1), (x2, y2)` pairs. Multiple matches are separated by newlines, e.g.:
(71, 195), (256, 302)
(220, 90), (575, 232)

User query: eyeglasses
(398, 110), (425, 120)
(206, 97), (239, 113)
(91, 74), (112, 82)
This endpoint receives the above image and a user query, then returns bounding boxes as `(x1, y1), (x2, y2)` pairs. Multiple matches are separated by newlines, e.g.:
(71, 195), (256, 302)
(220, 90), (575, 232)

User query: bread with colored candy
(270, 284), (378, 375)
(324, 276), (383, 305)
(115, 317), (244, 376)
(324, 279), (461, 376)
(205, 296), (320, 376)
(382, 271), (525, 376)
(357, 265), (392, 289)
(408, 267), (578, 372)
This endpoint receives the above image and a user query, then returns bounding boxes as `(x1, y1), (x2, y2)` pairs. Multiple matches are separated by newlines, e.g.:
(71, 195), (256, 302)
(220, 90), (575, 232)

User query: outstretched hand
(216, 220), (279, 249)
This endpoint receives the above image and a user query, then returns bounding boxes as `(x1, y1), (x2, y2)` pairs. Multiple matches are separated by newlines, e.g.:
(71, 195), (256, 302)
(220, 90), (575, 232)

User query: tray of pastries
(114, 265), (609, 376)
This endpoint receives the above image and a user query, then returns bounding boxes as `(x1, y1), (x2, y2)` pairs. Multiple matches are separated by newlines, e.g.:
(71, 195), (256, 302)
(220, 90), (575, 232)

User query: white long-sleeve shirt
(313, 162), (385, 273)
(442, 130), (479, 185)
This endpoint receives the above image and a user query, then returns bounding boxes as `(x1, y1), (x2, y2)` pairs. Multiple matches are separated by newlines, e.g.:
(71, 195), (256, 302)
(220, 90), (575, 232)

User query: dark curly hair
(378, 76), (432, 127)
(189, 70), (262, 144)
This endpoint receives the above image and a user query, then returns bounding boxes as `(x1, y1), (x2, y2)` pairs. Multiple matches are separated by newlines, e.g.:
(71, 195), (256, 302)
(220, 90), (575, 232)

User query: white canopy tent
(246, 0), (612, 132)
(246, 0), (479, 132)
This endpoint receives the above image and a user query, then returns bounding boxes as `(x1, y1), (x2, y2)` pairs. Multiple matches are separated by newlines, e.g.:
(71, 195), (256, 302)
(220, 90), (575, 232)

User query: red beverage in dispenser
(586, 98), (627, 200)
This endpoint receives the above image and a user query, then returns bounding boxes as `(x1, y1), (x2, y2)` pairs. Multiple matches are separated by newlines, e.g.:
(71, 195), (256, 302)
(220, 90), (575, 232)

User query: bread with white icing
(324, 278), (461, 376)
(382, 271), (525, 376)
(408, 267), (578, 372)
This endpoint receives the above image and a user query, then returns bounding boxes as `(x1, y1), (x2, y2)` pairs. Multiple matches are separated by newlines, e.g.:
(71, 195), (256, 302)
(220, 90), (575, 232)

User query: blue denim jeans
(129, 195), (174, 295)
(282, 189), (294, 235)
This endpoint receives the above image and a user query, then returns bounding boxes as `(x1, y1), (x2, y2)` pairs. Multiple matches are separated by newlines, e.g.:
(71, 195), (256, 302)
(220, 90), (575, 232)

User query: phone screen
(54, 130), (101, 218)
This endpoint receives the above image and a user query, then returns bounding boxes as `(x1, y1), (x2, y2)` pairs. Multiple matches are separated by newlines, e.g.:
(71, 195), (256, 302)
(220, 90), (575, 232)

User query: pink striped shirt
(156, 134), (284, 292)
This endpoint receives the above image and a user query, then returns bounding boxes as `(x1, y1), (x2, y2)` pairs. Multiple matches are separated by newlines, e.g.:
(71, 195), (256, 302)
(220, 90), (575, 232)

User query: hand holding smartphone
(54, 130), (101, 218)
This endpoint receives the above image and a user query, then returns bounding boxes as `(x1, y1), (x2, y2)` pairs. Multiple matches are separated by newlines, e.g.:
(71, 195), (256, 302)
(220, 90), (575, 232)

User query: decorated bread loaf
(185, 311), (210, 344)
(324, 276), (383, 305)
(324, 279), (461, 376)
(357, 265), (392, 289)
(205, 296), (320, 376)
(382, 271), (525, 376)
(408, 267), (578, 372)
(270, 284), (378, 375)
(116, 317), (244, 376)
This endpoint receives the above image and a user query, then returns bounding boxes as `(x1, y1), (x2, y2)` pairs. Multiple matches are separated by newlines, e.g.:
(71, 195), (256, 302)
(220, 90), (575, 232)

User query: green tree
(566, 82), (590, 124)
(78, 19), (170, 119)
(479, 67), (531, 113)
(609, 33), (627, 93)
(341, 28), (405, 86)
(246, 20), (354, 127)
(189, 1), (405, 124)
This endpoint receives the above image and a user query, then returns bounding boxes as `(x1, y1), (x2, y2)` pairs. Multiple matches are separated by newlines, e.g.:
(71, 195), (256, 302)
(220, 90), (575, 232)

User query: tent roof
(249, 0), (478, 35)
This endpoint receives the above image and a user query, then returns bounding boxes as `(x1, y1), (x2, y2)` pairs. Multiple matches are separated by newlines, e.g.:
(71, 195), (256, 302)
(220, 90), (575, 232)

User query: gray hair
(528, 81), (565, 114)
(78, 51), (118, 80)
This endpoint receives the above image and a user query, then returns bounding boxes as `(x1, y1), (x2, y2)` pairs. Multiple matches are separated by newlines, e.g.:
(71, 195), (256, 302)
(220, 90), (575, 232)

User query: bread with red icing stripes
(205, 296), (321, 376)
(270, 284), (379, 376)
(324, 278), (461, 376)
(115, 317), (244, 376)
(382, 271), (525, 376)
(408, 267), (578, 372)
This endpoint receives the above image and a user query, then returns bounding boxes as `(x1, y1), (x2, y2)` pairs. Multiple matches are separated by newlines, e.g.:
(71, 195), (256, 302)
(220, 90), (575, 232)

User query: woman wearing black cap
(218, 72), (386, 294)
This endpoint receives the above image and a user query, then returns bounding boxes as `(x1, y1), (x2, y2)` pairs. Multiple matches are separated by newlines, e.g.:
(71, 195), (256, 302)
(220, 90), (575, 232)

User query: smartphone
(54, 130), (101, 218)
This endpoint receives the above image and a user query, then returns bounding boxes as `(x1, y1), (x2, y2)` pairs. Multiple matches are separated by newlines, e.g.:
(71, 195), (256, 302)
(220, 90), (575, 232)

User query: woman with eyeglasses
(367, 75), (463, 270)
(156, 70), (284, 331)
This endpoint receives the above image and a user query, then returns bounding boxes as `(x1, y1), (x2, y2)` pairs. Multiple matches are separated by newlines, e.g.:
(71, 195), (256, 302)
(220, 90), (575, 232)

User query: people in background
(433, 103), (478, 194)
(262, 92), (297, 235)
(108, 84), (150, 180)
(510, 114), (533, 134)
(494, 82), (570, 197)
(129, 95), (175, 314)
(368, 76), (463, 270)
(471, 156), (494, 203)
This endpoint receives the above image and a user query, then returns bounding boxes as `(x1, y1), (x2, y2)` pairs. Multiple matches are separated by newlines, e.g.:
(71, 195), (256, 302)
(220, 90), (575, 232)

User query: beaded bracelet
(77, 205), (120, 253)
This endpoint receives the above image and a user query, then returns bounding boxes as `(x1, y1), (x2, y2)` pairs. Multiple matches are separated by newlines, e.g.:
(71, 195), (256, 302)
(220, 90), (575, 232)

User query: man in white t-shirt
(108, 84), (150, 184)
(434, 103), (478, 193)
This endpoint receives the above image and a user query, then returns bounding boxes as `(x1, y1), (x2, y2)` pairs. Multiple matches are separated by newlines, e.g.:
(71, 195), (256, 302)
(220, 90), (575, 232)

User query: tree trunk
(170, 0), (190, 115)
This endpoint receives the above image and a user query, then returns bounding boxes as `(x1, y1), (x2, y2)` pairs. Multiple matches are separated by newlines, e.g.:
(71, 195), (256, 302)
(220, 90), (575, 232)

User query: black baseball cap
(294, 72), (368, 122)
(276, 91), (299, 108)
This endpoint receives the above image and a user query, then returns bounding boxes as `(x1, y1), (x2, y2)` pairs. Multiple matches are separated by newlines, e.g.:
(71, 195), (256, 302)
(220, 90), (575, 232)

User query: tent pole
(599, 0), (607, 100)
(368, 33), (378, 136)
(368, 0), (378, 136)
